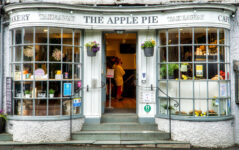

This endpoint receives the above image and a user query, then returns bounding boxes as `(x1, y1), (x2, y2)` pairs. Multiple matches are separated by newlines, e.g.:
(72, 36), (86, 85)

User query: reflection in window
(11, 27), (82, 116)
(158, 27), (230, 117)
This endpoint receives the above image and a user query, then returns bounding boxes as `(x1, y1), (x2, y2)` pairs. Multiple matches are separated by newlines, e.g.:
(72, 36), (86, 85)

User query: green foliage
(24, 90), (30, 94)
(160, 64), (179, 77)
(141, 40), (156, 48)
(162, 104), (174, 110)
(49, 89), (55, 94)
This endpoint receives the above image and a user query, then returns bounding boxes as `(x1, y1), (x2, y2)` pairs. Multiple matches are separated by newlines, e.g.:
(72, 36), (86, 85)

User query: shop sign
(106, 69), (114, 78)
(73, 98), (81, 107)
(144, 105), (151, 113)
(196, 65), (203, 77)
(9, 10), (231, 29)
(6, 77), (12, 115)
(64, 83), (72, 96)
(142, 91), (155, 103)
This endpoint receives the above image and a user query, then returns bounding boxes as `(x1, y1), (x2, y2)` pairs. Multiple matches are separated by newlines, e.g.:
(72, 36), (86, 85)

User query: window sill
(155, 114), (234, 122)
(7, 114), (84, 121)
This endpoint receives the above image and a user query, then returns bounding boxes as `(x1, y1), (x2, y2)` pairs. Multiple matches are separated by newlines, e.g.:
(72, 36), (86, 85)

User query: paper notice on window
(106, 69), (114, 78)
(220, 83), (227, 97)
(181, 65), (187, 72)
(196, 65), (203, 77)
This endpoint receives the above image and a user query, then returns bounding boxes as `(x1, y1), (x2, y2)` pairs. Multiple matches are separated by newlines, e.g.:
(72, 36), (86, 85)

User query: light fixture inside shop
(115, 30), (125, 34)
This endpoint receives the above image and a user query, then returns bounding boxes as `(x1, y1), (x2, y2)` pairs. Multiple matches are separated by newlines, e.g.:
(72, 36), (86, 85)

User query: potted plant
(0, 110), (7, 133)
(141, 39), (156, 57)
(85, 41), (100, 57)
(49, 89), (55, 98)
(160, 64), (179, 79)
(25, 90), (31, 98)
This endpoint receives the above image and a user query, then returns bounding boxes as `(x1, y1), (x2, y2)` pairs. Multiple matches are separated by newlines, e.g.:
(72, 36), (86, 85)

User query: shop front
(1, 2), (237, 147)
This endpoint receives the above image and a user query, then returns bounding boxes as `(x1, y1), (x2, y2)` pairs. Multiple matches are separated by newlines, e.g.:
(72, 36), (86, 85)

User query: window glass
(180, 46), (192, 62)
(160, 47), (166, 62)
(11, 27), (82, 116)
(24, 28), (33, 43)
(180, 28), (192, 44)
(168, 46), (178, 62)
(35, 27), (47, 43)
(168, 29), (178, 45)
(194, 28), (206, 44)
(159, 30), (166, 45)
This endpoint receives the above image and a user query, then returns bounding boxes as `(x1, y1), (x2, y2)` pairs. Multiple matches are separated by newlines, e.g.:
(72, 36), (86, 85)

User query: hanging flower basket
(85, 41), (100, 57)
(141, 39), (155, 57)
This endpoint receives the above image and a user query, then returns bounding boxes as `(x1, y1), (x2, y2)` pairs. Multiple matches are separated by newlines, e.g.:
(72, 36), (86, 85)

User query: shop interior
(104, 33), (137, 113)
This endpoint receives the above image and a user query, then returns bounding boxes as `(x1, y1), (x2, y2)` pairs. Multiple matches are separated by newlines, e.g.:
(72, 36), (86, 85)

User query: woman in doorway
(114, 58), (125, 101)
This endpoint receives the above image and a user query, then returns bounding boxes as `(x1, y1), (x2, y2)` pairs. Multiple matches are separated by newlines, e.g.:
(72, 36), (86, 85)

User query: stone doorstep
(0, 140), (191, 149)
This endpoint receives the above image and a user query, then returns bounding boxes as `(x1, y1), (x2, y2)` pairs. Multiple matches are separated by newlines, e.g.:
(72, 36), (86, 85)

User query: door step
(0, 133), (13, 141)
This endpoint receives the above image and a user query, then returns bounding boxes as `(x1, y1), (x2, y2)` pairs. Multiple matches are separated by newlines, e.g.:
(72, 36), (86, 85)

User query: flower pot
(50, 94), (54, 98)
(144, 47), (154, 57)
(87, 47), (96, 57)
(0, 118), (5, 133)
(25, 94), (31, 98)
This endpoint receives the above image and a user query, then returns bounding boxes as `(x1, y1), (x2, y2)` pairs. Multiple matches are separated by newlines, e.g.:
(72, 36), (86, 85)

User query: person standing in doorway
(114, 58), (125, 101)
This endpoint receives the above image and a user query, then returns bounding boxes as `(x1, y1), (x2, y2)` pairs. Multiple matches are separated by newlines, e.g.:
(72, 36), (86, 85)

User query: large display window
(158, 27), (230, 117)
(11, 27), (82, 116)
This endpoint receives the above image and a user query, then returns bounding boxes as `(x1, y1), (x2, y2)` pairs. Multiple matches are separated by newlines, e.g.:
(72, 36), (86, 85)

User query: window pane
(209, 99), (219, 116)
(180, 28), (192, 44)
(208, 46), (218, 58)
(168, 81), (179, 98)
(63, 64), (72, 79)
(160, 47), (166, 62)
(160, 64), (167, 79)
(49, 81), (61, 97)
(219, 99), (228, 116)
(208, 28), (217, 45)
(24, 28), (33, 43)
(14, 81), (21, 98)
(194, 64), (207, 79)
(158, 81), (167, 97)
(35, 63), (47, 80)
(194, 28), (206, 44)
(74, 47), (80, 63)
(22, 100), (33, 116)
(181, 99), (193, 116)
(208, 63), (218, 79)
(48, 100), (61, 115)
(168, 63), (179, 79)
(159, 98), (167, 115)
(23, 64), (33, 80)
(15, 29), (22, 44)
(63, 99), (71, 115)
(14, 100), (21, 115)
(219, 29), (225, 44)
(180, 46), (192, 62)
(35, 27), (48, 43)
(195, 99), (207, 117)
(180, 63), (192, 80)
(35, 100), (47, 116)
(14, 64), (21, 80)
(194, 46), (206, 59)
(168, 29), (178, 45)
(49, 63), (61, 79)
(50, 46), (61, 61)
(74, 30), (81, 46)
(63, 46), (72, 62)
(220, 46), (225, 63)
(23, 46), (34, 61)
(63, 29), (72, 45)
(208, 81), (219, 98)
(159, 30), (166, 45)
(195, 81), (207, 98)
(49, 28), (61, 44)
(15, 46), (22, 62)
(180, 82), (193, 98)
(35, 45), (47, 61)
(36, 81), (47, 98)
(168, 46), (178, 62)
(74, 64), (81, 80)
(23, 81), (33, 98)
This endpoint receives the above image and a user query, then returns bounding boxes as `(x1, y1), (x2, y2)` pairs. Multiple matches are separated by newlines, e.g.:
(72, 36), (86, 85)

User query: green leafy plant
(162, 104), (174, 110)
(24, 90), (31, 95)
(0, 110), (7, 121)
(141, 39), (156, 48)
(85, 41), (100, 52)
(49, 89), (55, 94)
(160, 64), (179, 77)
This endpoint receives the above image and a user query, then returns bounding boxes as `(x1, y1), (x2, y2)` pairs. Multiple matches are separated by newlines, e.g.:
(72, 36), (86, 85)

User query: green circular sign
(144, 105), (151, 112)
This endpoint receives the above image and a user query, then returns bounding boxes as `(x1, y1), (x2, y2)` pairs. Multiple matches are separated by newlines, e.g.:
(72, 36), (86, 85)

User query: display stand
(106, 69), (114, 110)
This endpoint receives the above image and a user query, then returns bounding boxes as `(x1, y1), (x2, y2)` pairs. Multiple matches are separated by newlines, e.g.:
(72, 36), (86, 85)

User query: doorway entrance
(104, 32), (137, 113)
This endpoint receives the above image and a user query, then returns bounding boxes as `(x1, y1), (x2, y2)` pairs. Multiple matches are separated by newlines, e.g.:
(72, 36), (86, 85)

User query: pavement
(0, 145), (238, 150)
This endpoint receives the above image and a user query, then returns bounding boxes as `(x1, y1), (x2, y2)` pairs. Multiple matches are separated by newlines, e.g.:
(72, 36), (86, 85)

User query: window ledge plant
(0, 110), (7, 133)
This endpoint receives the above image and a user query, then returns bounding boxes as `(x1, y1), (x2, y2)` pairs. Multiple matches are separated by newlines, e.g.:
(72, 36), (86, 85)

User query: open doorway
(104, 32), (137, 113)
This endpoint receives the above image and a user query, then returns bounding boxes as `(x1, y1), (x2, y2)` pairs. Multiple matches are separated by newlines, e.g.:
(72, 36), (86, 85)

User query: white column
(83, 30), (102, 122)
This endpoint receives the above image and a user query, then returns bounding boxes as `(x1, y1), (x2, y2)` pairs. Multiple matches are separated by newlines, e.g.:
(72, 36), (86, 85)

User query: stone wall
(6, 118), (84, 142)
(230, 7), (239, 145)
(155, 118), (234, 148)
